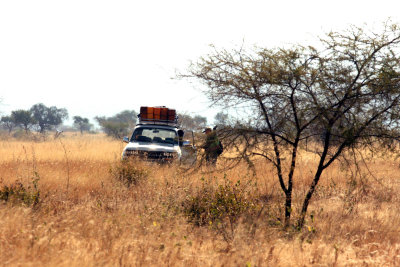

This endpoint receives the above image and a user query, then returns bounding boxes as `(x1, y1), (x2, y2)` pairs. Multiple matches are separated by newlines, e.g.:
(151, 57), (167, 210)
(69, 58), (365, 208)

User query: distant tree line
(178, 113), (207, 132)
(0, 103), (95, 135)
(1, 103), (226, 139)
(95, 110), (137, 139)
(178, 112), (230, 132)
(72, 116), (93, 134)
(0, 103), (69, 134)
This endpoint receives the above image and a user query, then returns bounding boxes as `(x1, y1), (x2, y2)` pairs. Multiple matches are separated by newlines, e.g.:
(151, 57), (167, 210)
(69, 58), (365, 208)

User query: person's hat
(202, 127), (212, 133)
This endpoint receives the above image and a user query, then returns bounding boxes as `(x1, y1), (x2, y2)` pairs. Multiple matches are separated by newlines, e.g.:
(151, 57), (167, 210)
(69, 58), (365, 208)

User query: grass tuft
(110, 159), (149, 187)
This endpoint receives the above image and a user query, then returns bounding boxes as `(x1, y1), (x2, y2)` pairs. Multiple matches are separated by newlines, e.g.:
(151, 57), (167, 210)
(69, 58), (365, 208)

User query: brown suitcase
(160, 108), (168, 120)
(167, 109), (176, 121)
(147, 107), (153, 119)
(140, 107), (148, 119)
(153, 107), (161, 120)
(140, 107), (154, 120)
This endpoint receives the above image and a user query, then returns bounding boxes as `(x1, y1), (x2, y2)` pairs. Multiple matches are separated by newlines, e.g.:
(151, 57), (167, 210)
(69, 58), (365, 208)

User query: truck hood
(124, 142), (179, 153)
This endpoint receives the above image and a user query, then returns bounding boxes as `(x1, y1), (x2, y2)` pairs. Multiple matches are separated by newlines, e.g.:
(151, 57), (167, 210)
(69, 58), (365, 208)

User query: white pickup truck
(122, 107), (196, 164)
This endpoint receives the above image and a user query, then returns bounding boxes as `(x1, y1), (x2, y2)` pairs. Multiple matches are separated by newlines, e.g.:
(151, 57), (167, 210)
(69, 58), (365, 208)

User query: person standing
(202, 127), (222, 166)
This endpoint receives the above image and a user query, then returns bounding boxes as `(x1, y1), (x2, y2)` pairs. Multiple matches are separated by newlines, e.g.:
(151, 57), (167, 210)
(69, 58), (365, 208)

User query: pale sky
(0, 0), (399, 125)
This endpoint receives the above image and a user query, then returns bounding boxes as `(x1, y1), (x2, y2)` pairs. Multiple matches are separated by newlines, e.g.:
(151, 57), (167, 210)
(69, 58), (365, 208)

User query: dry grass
(1, 133), (400, 266)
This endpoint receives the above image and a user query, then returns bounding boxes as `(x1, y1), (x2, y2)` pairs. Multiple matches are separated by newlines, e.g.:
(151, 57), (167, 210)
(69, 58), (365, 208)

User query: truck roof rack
(138, 116), (178, 127)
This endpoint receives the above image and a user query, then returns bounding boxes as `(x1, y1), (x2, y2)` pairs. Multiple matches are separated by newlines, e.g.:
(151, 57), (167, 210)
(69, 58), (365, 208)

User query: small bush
(0, 175), (40, 206)
(183, 177), (256, 241)
(110, 160), (149, 187)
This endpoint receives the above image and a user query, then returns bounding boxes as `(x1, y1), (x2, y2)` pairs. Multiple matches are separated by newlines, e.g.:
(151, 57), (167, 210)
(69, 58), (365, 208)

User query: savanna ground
(0, 133), (400, 266)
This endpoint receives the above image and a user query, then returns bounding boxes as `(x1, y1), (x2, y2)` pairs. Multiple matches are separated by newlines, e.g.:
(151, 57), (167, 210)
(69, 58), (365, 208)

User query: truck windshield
(131, 127), (178, 145)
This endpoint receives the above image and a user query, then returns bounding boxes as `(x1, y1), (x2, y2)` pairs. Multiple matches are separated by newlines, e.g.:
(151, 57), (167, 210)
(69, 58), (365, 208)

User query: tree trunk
(284, 138), (299, 227)
(297, 164), (324, 228)
(284, 191), (292, 227)
(297, 129), (331, 228)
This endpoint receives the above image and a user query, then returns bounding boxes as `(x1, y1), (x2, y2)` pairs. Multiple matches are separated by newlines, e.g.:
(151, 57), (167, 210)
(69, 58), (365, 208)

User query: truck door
(180, 130), (197, 166)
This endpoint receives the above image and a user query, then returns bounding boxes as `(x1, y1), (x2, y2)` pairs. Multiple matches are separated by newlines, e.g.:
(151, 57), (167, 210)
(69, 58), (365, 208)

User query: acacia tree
(95, 110), (137, 139)
(30, 103), (68, 133)
(185, 22), (400, 228)
(1, 116), (16, 134)
(73, 116), (92, 134)
(113, 110), (137, 130)
(214, 112), (230, 126)
(11, 110), (36, 133)
(95, 117), (128, 139)
(178, 113), (208, 132)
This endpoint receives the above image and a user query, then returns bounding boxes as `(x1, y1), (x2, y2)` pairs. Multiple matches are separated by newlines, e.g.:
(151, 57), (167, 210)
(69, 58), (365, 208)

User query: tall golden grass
(1, 133), (400, 266)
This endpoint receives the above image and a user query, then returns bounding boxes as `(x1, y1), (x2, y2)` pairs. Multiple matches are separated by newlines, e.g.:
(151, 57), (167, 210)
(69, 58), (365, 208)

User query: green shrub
(183, 177), (255, 241)
(0, 174), (40, 206)
(111, 160), (149, 187)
